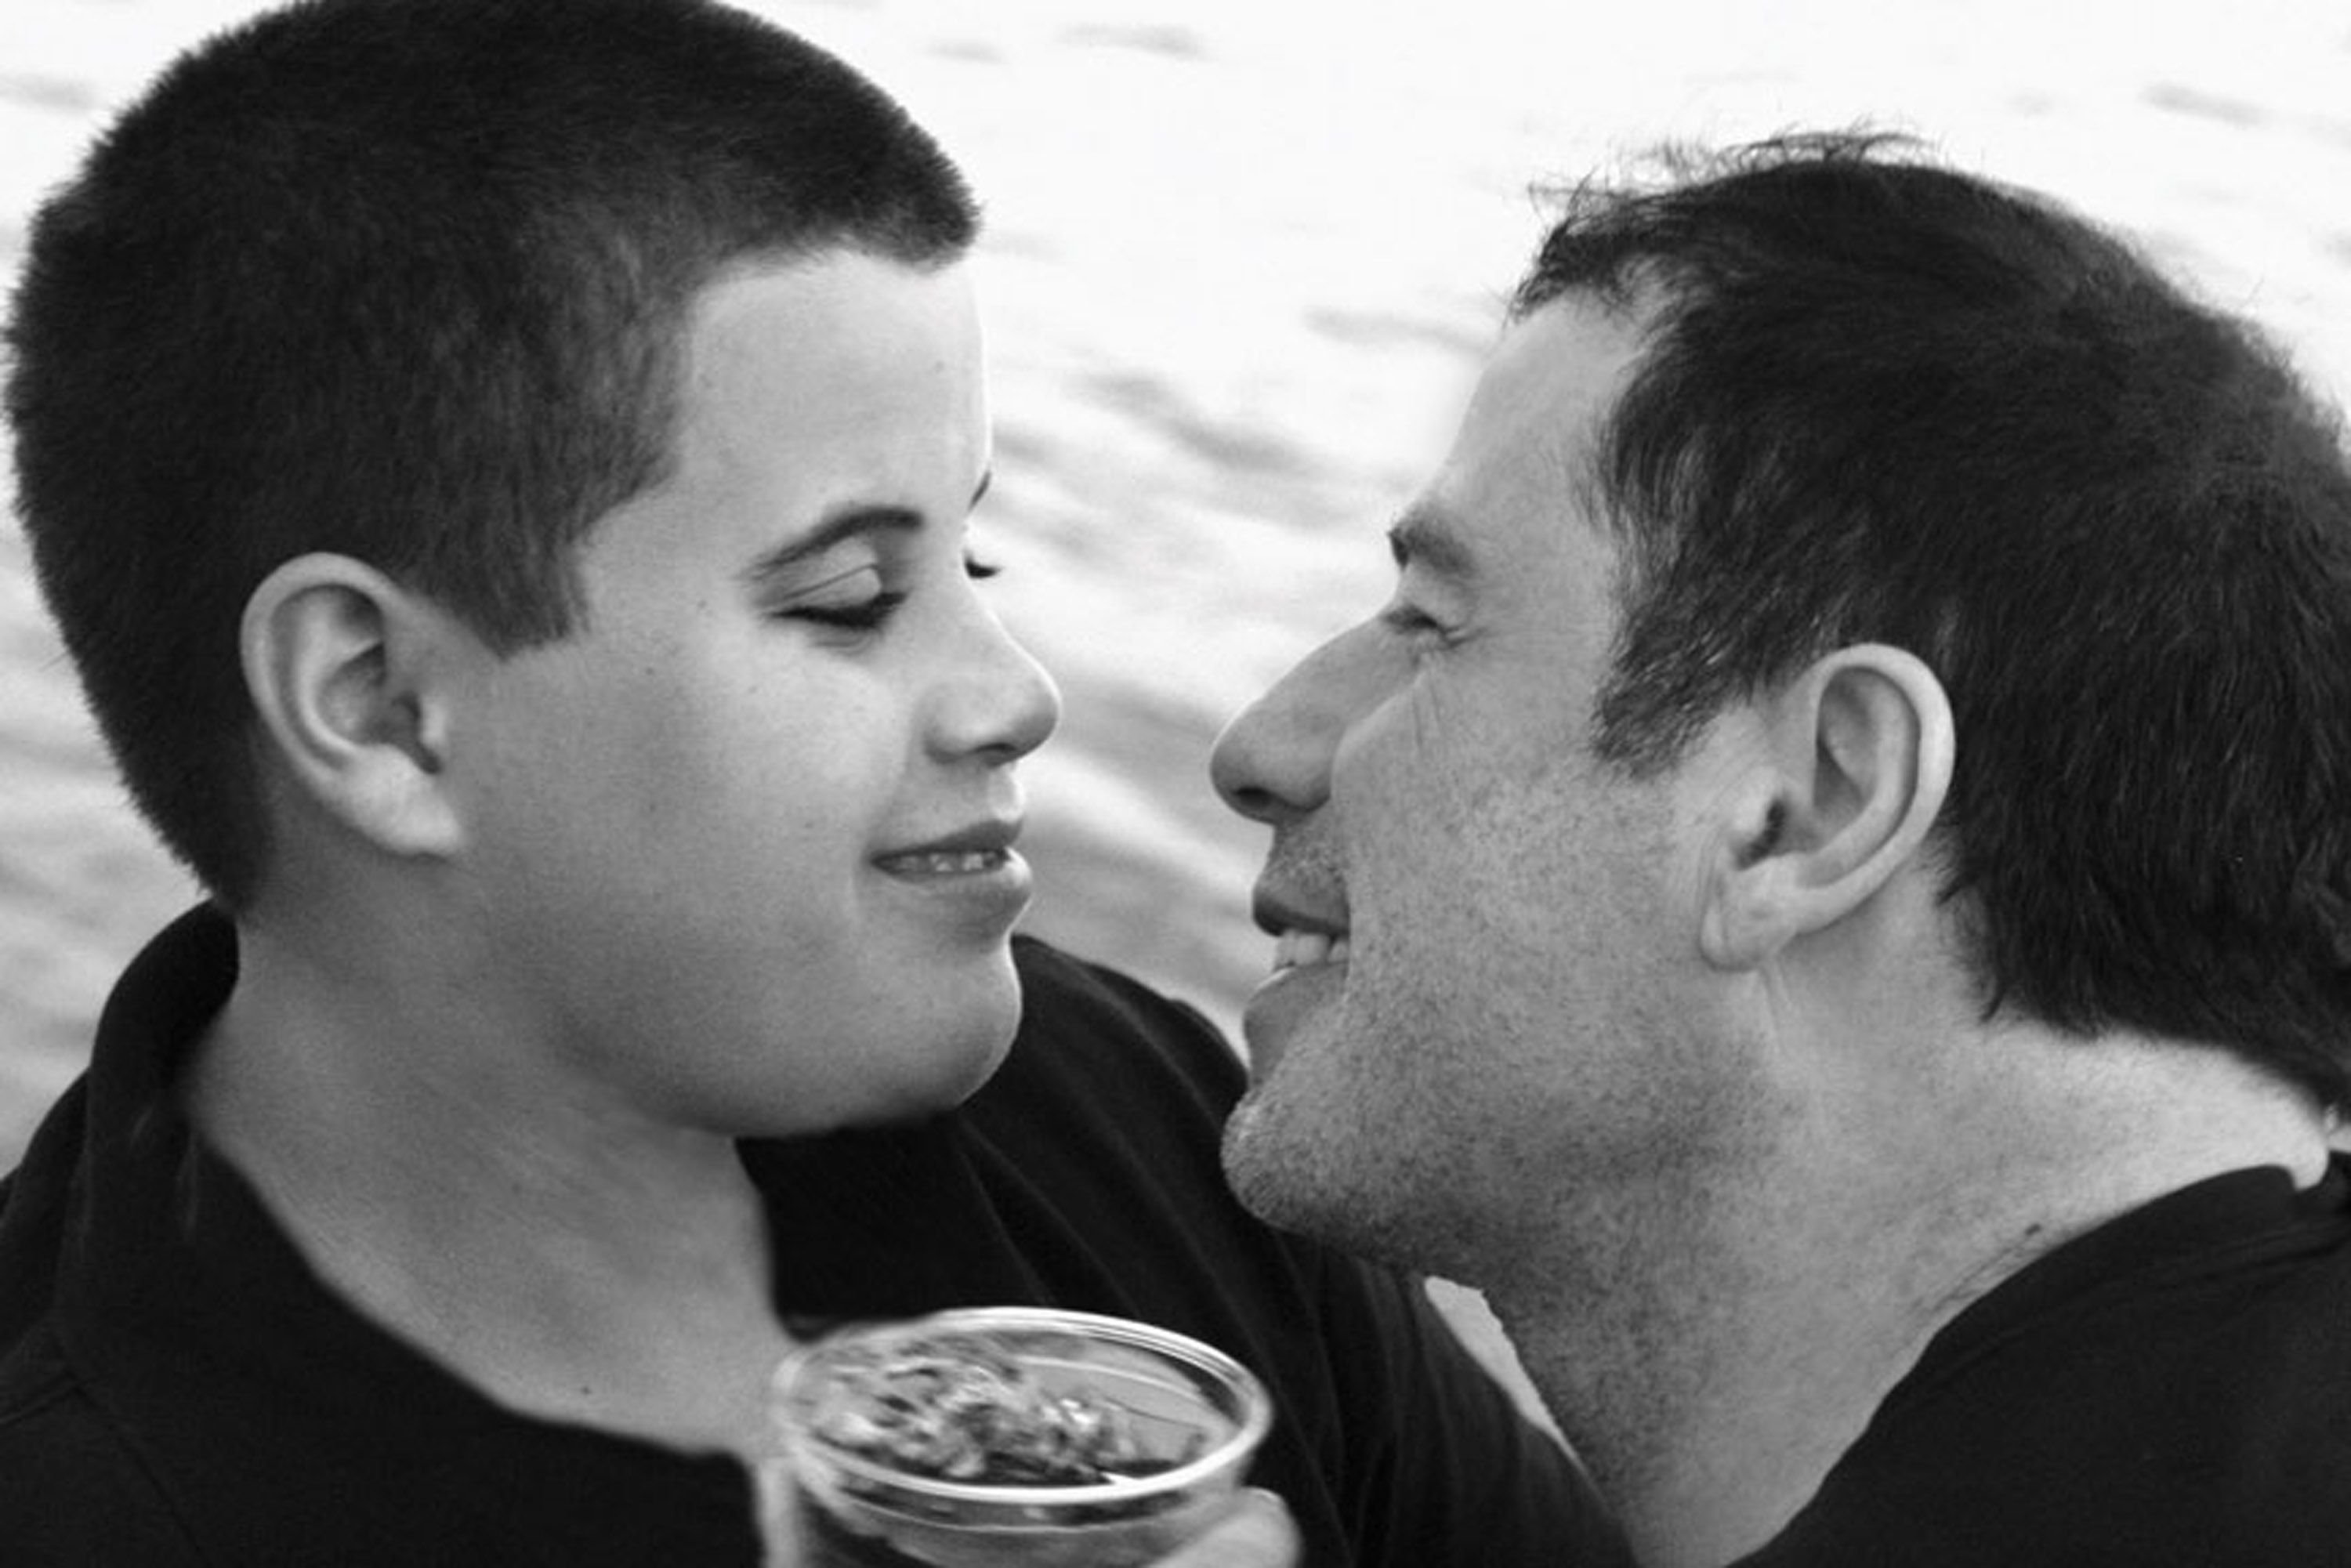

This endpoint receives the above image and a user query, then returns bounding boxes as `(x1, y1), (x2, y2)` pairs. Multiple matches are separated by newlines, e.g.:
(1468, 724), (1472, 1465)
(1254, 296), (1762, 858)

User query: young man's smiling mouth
(875, 817), (1022, 877)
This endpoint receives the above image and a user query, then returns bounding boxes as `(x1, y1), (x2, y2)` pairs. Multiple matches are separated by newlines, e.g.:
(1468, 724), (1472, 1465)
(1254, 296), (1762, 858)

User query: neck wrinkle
(1482, 1029), (2335, 1568)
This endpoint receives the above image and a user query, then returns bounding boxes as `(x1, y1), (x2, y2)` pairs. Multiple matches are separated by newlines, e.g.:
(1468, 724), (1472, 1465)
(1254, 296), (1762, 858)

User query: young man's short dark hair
(8, 0), (976, 910)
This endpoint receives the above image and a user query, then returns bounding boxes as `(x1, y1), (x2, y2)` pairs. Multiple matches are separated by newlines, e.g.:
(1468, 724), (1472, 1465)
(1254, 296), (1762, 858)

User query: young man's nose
(929, 607), (1062, 766)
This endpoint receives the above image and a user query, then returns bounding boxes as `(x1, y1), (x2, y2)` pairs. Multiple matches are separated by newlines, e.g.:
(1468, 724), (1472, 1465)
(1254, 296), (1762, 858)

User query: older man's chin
(1220, 1084), (1317, 1230)
(1221, 1084), (1391, 1262)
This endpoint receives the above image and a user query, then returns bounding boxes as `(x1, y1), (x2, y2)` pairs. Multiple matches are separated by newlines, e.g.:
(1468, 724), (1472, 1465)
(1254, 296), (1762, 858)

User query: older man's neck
(1491, 1029), (2335, 1568)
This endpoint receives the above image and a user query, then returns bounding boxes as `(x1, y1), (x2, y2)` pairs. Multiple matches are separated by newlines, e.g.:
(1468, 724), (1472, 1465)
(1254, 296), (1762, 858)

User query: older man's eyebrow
(1386, 502), (1476, 581)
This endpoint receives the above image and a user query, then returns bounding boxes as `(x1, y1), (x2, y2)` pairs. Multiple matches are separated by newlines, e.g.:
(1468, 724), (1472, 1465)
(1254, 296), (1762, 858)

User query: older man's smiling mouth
(1272, 929), (1352, 972)
(1246, 897), (1352, 1066)
(1255, 889), (1353, 976)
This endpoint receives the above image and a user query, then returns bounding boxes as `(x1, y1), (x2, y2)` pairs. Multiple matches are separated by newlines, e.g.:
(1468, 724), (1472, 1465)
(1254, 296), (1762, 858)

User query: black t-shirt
(0, 906), (1627, 1566)
(1740, 1159), (2351, 1566)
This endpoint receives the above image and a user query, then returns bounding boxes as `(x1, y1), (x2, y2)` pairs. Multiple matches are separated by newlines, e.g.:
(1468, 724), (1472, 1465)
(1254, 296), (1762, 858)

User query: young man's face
(1210, 295), (1761, 1284)
(450, 250), (1060, 1139)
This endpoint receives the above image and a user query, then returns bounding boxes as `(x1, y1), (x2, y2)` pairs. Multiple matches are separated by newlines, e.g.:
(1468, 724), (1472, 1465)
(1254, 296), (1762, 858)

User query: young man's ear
(1698, 643), (1955, 970)
(240, 553), (469, 860)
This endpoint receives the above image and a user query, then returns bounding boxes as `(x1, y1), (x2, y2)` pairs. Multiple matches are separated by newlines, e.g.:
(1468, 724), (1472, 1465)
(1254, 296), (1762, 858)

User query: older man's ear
(1698, 643), (1956, 972)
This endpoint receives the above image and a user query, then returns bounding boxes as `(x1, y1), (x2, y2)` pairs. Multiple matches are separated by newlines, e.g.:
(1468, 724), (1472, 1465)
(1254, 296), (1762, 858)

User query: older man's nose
(1211, 625), (1380, 824)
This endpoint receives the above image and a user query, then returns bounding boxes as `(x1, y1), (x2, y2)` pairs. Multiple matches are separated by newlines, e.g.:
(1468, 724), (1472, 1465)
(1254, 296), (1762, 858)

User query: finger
(1152, 1488), (1300, 1568)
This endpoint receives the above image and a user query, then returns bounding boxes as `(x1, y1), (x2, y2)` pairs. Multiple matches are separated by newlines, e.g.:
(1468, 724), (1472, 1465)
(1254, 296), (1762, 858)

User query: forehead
(677, 250), (984, 442)
(1456, 294), (1646, 481)
(1410, 295), (1647, 581)
(576, 250), (985, 591)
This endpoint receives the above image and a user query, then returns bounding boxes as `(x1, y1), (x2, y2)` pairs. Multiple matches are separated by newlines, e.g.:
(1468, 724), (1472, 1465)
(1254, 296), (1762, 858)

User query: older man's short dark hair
(1519, 132), (2351, 1109)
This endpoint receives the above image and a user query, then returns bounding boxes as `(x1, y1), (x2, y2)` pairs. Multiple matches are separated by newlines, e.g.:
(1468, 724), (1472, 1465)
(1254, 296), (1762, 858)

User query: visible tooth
(1328, 936), (1351, 965)
(1274, 930), (1342, 972)
(890, 850), (999, 874)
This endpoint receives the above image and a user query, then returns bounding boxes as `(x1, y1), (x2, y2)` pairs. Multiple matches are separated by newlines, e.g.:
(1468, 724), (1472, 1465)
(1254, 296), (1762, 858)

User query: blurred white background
(5, 0), (2349, 1167)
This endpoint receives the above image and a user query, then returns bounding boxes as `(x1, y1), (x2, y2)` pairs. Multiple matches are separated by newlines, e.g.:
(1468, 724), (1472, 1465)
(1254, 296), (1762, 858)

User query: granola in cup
(770, 1308), (1273, 1567)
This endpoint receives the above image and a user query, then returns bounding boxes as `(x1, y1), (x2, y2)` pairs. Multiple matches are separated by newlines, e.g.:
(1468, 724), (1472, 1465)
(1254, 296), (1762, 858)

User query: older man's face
(1209, 296), (1759, 1285)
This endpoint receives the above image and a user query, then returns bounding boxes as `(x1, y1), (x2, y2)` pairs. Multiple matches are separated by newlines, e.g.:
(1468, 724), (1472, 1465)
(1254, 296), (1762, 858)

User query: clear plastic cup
(771, 1307), (1274, 1567)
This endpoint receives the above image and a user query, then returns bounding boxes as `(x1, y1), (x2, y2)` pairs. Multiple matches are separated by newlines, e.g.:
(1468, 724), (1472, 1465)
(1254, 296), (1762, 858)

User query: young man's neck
(1489, 1023), (2334, 1568)
(184, 911), (795, 1461)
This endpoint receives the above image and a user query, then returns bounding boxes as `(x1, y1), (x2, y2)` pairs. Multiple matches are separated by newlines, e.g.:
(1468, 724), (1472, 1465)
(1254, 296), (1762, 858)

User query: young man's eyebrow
(741, 507), (923, 586)
(741, 474), (991, 587)
(1386, 502), (1476, 581)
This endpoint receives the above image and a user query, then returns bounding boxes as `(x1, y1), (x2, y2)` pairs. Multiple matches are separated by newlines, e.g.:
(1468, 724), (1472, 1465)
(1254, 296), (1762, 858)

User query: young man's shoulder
(1006, 934), (1244, 1092)
(1010, 934), (1235, 1037)
(0, 1324), (198, 1565)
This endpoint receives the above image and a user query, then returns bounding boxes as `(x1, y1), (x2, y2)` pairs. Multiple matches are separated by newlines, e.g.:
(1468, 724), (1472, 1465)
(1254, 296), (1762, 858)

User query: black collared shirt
(0, 906), (1625, 1566)
(1742, 1155), (2351, 1565)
